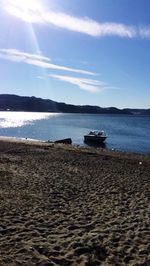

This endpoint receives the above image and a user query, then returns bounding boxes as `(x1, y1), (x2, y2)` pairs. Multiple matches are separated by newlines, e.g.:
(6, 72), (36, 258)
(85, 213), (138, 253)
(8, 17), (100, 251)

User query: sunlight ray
(26, 23), (56, 101)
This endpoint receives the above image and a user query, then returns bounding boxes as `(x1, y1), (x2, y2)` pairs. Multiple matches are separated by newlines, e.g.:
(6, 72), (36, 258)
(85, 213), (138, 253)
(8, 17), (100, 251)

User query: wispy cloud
(139, 26), (150, 38)
(44, 12), (136, 38)
(3, 1), (136, 38)
(3, 1), (150, 39)
(0, 49), (95, 75)
(49, 74), (110, 93)
(0, 49), (51, 62)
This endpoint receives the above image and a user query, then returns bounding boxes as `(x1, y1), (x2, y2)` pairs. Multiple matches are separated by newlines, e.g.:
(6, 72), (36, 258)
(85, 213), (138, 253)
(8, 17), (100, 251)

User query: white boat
(84, 130), (107, 143)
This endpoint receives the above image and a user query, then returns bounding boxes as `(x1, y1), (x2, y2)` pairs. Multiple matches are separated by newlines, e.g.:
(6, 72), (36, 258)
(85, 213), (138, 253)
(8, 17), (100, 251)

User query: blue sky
(0, 0), (150, 108)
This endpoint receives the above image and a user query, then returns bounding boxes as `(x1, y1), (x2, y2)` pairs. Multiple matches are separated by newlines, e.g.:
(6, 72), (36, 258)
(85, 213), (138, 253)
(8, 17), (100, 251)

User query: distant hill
(0, 94), (149, 115)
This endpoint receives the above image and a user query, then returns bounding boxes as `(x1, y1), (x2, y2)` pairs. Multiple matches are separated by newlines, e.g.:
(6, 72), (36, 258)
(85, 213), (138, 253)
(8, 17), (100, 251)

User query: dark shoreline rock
(54, 138), (72, 144)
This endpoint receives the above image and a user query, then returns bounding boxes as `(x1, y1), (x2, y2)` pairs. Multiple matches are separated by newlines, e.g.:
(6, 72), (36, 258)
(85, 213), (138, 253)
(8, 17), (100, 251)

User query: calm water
(0, 111), (150, 154)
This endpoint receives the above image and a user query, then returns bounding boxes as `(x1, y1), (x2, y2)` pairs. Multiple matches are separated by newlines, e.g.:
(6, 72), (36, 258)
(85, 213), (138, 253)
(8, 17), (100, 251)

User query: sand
(0, 138), (149, 266)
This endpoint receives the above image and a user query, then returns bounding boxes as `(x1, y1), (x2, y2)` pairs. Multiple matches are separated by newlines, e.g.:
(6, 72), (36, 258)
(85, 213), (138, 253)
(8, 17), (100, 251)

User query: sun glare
(5, 0), (44, 23)
(7, 0), (40, 10)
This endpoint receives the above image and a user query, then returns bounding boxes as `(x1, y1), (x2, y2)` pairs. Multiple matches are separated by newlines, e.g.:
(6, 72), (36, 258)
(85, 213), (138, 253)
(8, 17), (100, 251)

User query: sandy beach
(0, 138), (149, 266)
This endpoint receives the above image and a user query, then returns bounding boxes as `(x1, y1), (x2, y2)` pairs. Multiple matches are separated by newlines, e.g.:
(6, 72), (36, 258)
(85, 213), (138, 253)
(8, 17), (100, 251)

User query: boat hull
(84, 135), (107, 143)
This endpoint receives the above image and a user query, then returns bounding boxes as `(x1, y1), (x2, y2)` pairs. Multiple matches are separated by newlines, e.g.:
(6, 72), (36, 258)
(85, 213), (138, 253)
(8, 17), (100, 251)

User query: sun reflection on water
(0, 111), (59, 128)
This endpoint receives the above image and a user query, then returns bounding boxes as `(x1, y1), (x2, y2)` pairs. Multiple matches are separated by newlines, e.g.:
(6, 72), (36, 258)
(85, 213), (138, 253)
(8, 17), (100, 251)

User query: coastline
(0, 112), (150, 155)
(0, 138), (150, 265)
(0, 136), (150, 157)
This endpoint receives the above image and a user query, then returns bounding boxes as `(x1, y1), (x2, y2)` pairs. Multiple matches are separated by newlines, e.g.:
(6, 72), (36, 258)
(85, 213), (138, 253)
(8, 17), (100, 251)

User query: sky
(0, 0), (150, 109)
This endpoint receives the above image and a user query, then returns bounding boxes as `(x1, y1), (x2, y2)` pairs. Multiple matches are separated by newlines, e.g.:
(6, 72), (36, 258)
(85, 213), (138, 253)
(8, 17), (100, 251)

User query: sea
(0, 111), (150, 154)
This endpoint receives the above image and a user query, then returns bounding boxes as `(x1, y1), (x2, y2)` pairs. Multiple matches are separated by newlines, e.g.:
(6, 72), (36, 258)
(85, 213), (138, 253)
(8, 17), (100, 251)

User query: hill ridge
(0, 94), (149, 115)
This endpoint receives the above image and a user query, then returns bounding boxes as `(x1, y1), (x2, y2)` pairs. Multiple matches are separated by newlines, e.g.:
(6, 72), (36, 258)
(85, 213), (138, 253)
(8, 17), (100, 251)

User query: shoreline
(0, 136), (150, 158)
(0, 138), (150, 265)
